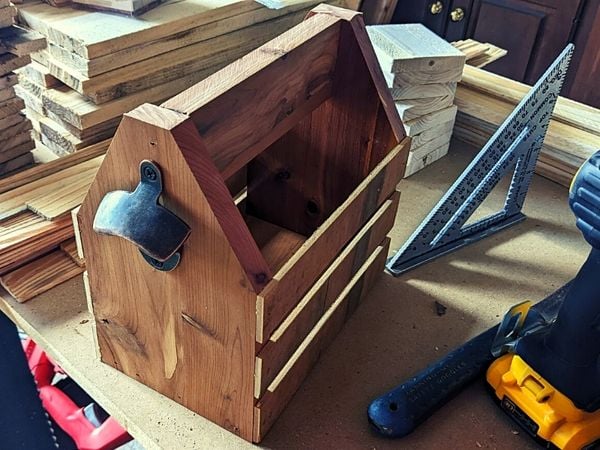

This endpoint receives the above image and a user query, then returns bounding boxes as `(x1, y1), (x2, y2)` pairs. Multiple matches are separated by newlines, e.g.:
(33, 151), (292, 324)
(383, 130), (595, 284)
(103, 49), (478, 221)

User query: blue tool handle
(367, 326), (497, 437)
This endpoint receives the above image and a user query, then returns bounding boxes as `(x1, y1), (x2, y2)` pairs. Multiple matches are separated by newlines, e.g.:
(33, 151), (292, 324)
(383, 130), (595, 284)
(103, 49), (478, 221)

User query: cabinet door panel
(468, 0), (581, 83)
(471, 0), (543, 80)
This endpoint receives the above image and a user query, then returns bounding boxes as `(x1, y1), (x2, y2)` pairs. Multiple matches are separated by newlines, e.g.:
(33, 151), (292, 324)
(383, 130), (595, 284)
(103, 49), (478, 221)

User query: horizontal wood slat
(256, 139), (408, 343)
(255, 192), (399, 398)
(253, 239), (390, 442)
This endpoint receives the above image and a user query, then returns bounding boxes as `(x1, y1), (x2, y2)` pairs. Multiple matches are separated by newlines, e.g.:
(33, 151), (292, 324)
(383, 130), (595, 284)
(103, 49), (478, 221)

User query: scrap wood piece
(0, 96), (24, 119)
(452, 39), (507, 68)
(0, 248), (84, 302)
(72, 0), (161, 15)
(60, 238), (84, 266)
(0, 155), (103, 219)
(0, 223), (74, 273)
(0, 152), (33, 176)
(0, 26), (46, 57)
(0, 140), (107, 194)
(25, 166), (98, 219)
(0, 211), (71, 252)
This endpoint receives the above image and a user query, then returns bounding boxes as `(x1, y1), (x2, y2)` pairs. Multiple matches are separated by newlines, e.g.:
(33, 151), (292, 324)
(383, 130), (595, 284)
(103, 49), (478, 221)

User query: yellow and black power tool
(487, 151), (600, 449)
(368, 152), (600, 448)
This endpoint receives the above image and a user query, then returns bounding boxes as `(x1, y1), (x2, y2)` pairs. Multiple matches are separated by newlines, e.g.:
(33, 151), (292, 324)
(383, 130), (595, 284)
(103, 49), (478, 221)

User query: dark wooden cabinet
(389, 0), (600, 108)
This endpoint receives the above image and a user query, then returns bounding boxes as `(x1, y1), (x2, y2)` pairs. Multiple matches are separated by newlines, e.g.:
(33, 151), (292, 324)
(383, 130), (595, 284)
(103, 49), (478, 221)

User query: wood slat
(0, 249), (84, 302)
(256, 139), (408, 343)
(255, 192), (398, 398)
(60, 238), (85, 266)
(253, 239), (389, 442)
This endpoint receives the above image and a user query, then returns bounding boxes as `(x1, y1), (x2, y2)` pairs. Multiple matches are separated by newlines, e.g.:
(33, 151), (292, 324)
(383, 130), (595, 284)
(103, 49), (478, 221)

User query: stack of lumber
(0, 1), (45, 175)
(452, 39), (507, 68)
(0, 139), (107, 302)
(454, 64), (600, 187)
(368, 24), (465, 177)
(15, 0), (358, 157)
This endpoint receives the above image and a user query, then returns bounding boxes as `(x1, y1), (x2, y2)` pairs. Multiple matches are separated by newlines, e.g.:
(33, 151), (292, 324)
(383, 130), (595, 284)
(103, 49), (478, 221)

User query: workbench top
(0, 139), (586, 449)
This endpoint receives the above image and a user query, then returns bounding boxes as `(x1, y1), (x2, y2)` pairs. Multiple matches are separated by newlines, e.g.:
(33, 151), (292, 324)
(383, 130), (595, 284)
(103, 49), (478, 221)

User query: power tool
(487, 151), (600, 449)
(368, 153), (600, 448)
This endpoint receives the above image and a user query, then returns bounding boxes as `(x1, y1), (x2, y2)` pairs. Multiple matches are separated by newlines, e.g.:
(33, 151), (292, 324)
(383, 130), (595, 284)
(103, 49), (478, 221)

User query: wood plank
(255, 193), (398, 398)
(0, 155), (102, 219)
(390, 81), (456, 101)
(72, 0), (161, 15)
(460, 64), (600, 136)
(16, 61), (62, 87)
(60, 238), (85, 266)
(253, 239), (389, 442)
(0, 140), (106, 194)
(256, 140), (408, 343)
(46, 1), (338, 78)
(360, 0), (398, 24)
(0, 118), (32, 142)
(0, 72), (18, 89)
(0, 110), (25, 131)
(0, 132), (33, 154)
(44, 10), (308, 104)
(0, 95), (24, 119)
(0, 26), (46, 57)
(25, 166), (98, 219)
(0, 52), (31, 76)
(0, 249), (84, 302)
(394, 94), (454, 121)
(405, 140), (451, 177)
(410, 119), (455, 148)
(402, 104), (457, 136)
(18, 0), (358, 60)
(368, 24), (465, 74)
(0, 212), (70, 252)
(0, 140), (35, 164)
(0, 85), (15, 103)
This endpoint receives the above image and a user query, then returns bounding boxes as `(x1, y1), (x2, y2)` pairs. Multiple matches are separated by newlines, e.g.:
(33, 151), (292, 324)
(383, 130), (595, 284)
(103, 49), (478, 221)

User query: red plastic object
(22, 338), (132, 450)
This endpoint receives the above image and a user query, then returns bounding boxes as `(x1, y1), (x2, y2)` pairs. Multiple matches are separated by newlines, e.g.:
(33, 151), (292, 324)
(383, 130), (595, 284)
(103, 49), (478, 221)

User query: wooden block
(253, 239), (389, 441)
(368, 24), (465, 74)
(256, 142), (407, 343)
(0, 26), (46, 57)
(0, 249), (84, 302)
(409, 130), (452, 159)
(402, 104), (457, 136)
(0, 52), (31, 76)
(255, 193), (398, 397)
(31, 141), (60, 163)
(390, 81), (456, 101)
(410, 119), (455, 148)
(404, 140), (451, 177)
(395, 94), (454, 121)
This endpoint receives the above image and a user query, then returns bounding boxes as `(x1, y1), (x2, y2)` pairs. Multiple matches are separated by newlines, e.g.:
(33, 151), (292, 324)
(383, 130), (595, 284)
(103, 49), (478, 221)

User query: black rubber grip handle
(367, 326), (497, 438)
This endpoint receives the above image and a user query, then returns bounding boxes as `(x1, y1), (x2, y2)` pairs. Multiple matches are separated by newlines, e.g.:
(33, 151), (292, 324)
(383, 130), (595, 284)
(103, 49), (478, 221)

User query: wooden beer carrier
(78, 4), (409, 442)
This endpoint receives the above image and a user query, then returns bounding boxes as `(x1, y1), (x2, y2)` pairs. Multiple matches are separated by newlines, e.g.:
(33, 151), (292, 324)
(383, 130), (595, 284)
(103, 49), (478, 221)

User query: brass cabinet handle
(429, 1), (443, 15)
(450, 7), (465, 22)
